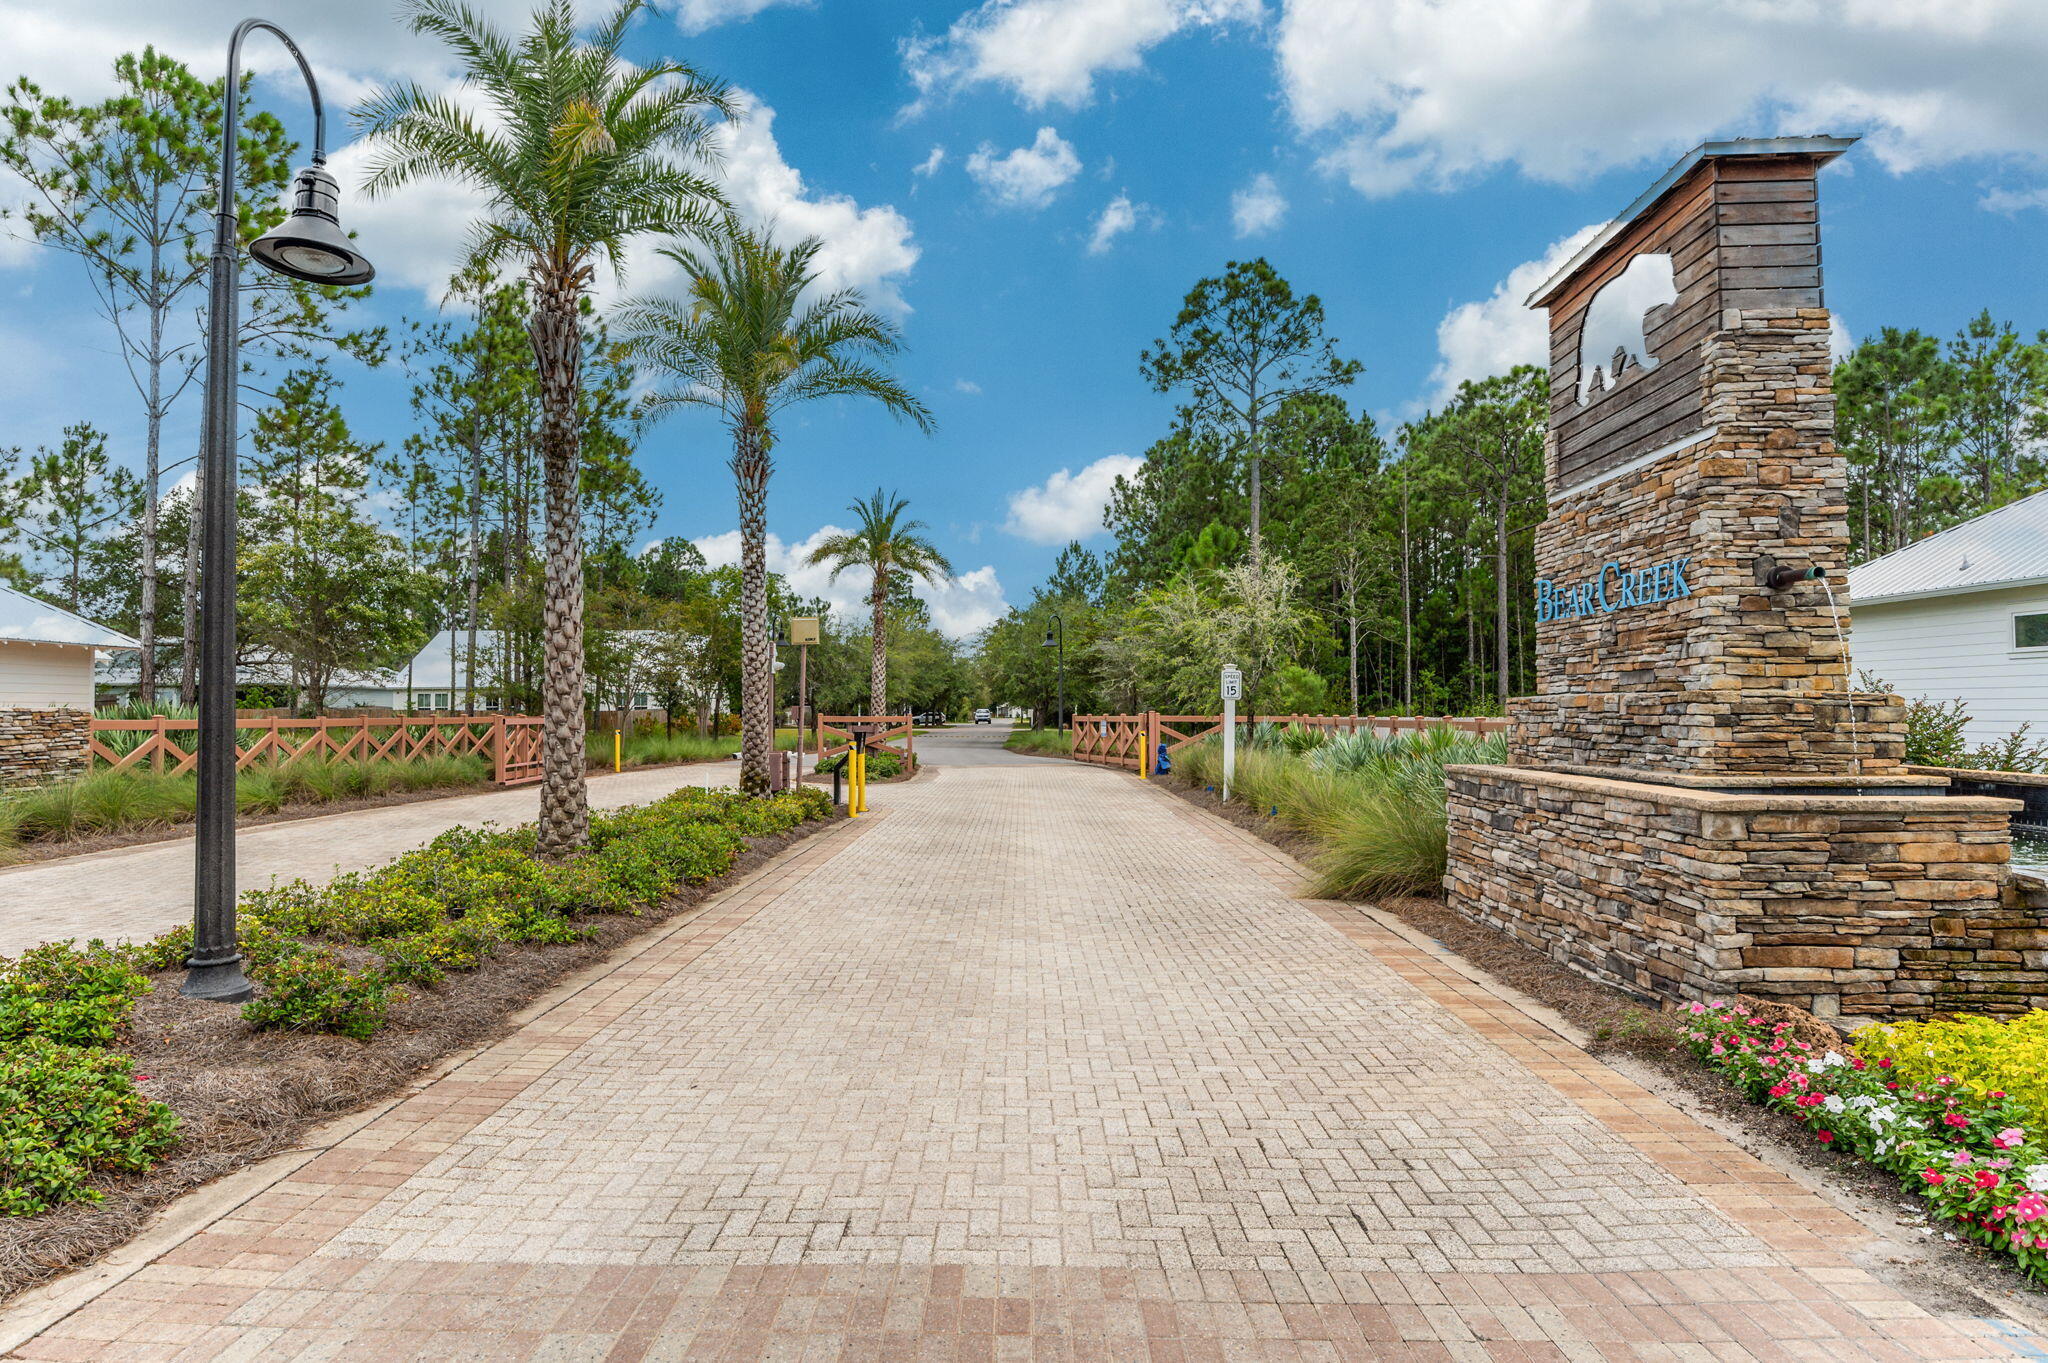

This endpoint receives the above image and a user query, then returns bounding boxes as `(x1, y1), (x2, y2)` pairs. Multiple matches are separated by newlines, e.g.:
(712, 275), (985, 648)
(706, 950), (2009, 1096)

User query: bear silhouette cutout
(1574, 252), (1677, 406)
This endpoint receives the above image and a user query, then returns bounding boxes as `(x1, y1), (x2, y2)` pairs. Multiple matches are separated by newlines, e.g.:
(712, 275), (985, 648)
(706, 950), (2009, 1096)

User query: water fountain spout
(1817, 576), (1861, 781)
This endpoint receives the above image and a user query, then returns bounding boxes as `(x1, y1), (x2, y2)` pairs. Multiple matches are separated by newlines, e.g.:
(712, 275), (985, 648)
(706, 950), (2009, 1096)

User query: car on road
(973, 708), (992, 724)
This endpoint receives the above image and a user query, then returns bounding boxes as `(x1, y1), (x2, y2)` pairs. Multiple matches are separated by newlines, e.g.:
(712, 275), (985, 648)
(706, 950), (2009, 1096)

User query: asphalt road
(913, 721), (1064, 767)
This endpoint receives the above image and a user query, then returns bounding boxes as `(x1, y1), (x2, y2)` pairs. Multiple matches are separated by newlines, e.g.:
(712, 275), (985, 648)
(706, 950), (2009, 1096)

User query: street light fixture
(183, 20), (374, 1004)
(1040, 612), (1065, 734)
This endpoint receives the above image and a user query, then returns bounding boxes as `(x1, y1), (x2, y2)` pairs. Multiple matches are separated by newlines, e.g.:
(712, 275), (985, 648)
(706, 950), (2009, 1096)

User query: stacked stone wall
(1446, 766), (2030, 1019)
(1519, 310), (1902, 777)
(0, 707), (90, 789)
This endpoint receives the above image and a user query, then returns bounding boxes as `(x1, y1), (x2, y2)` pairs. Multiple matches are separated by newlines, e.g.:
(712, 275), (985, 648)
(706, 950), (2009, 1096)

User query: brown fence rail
(89, 713), (547, 787)
(1067, 712), (1512, 773)
(815, 714), (916, 765)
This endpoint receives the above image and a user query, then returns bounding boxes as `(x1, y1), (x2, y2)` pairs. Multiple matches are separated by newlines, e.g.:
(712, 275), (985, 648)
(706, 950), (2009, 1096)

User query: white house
(0, 585), (139, 709)
(95, 654), (403, 710)
(1847, 488), (2048, 746)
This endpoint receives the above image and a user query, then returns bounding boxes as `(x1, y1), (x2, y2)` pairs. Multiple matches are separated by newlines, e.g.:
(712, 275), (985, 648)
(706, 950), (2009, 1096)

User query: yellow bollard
(854, 750), (866, 815)
(614, 729), (622, 773)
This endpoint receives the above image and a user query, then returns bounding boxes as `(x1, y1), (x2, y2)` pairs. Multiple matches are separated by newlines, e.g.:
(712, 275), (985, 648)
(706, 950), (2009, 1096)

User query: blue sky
(5, 0), (2048, 636)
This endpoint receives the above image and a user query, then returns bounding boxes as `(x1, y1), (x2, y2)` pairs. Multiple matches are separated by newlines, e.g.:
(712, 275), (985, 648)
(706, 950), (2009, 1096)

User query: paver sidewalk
(0, 761), (735, 957)
(7, 762), (2043, 1360)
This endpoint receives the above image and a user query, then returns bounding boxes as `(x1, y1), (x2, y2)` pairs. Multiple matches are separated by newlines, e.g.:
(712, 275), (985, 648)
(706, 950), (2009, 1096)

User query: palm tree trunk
(528, 272), (590, 857)
(869, 577), (887, 716)
(733, 423), (773, 795)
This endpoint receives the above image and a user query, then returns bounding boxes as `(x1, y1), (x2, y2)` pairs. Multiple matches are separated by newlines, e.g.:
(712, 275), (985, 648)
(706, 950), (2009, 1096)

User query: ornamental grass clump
(1177, 725), (1507, 899)
(1684, 1000), (2048, 1280)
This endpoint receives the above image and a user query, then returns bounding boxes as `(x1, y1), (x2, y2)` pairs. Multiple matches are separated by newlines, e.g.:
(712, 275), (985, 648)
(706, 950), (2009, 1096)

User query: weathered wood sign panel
(1535, 146), (1838, 496)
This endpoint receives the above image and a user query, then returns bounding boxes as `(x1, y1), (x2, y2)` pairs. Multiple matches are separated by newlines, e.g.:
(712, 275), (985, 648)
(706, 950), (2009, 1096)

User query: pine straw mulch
(0, 816), (839, 1305)
(1156, 773), (2048, 1318)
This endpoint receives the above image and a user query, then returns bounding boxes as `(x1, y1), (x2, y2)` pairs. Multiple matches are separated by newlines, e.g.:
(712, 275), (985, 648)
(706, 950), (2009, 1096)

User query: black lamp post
(1041, 612), (1065, 733)
(183, 20), (375, 1004)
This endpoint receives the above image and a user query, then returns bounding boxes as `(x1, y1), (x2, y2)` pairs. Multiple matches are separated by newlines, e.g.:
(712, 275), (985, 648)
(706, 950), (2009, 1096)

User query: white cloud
(670, 0), (809, 33)
(913, 146), (948, 177)
(1086, 193), (1144, 254)
(698, 91), (921, 313)
(966, 127), (1082, 210)
(1422, 221), (1603, 409)
(0, 8), (917, 314)
(1003, 454), (1141, 544)
(692, 524), (1006, 639)
(903, 0), (1262, 111)
(1230, 172), (1287, 237)
(923, 565), (1010, 637)
(1983, 185), (2048, 213)
(1275, 0), (2048, 198)
(954, 379), (983, 394)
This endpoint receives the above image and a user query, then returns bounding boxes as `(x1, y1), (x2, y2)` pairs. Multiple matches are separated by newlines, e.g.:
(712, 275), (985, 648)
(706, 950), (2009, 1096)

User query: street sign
(788, 616), (820, 646)
(1220, 664), (1241, 799)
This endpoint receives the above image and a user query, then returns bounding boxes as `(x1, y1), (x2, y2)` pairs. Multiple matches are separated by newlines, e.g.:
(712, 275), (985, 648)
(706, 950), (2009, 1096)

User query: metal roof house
(1847, 489), (2048, 746)
(0, 586), (140, 710)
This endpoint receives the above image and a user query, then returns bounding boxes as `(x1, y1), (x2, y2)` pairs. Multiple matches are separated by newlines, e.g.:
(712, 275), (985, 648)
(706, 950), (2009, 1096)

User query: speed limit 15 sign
(1220, 666), (1242, 700)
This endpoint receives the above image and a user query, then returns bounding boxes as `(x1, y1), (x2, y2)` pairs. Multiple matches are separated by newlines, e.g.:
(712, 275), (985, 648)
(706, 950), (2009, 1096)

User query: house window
(2018, 614), (2048, 650)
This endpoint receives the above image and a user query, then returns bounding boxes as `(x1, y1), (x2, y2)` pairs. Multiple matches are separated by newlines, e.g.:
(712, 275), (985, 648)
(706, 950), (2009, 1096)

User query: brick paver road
(0, 761), (735, 958)
(7, 761), (2043, 1360)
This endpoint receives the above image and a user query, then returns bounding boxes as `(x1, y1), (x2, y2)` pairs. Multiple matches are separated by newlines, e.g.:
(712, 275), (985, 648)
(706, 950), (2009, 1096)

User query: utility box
(788, 617), (820, 646)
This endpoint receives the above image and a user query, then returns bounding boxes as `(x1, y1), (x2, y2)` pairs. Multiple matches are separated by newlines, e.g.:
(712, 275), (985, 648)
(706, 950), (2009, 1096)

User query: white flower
(2024, 1166), (2048, 1193)
(1823, 1096), (1845, 1114)
(1822, 1050), (1847, 1069)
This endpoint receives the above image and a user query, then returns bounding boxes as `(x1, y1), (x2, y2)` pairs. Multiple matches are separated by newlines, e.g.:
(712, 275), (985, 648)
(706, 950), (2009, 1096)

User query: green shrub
(1858, 1012), (2048, 1116)
(373, 920), (499, 986)
(0, 941), (151, 1048)
(814, 751), (903, 779)
(0, 1039), (179, 1215)
(241, 943), (397, 1042)
(131, 924), (192, 973)
(230, 784), (832, 1040)
(1004, 728), (1073, 755)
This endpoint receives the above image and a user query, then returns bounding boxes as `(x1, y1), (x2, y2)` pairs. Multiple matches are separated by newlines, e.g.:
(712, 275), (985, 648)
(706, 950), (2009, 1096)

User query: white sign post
(1220, 664), (1242, 801)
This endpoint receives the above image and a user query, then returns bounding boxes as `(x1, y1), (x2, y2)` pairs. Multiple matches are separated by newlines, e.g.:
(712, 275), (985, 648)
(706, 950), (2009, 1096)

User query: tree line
(979, 264), (2048, 722)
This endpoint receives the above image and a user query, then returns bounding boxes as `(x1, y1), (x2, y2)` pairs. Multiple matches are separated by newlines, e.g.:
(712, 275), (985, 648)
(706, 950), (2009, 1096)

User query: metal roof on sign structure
(0, 584), (139, 649)
(1847, 487), (2048, 606)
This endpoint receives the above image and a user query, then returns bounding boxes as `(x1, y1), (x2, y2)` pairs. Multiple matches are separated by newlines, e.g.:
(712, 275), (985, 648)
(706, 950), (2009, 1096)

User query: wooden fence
(89, 713), (549, 787)
(1068, 712), (1513, 773)
(815, 714), (916, 766)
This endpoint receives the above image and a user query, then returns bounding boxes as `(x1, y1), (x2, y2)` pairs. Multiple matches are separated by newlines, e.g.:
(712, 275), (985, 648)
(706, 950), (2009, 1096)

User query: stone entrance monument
(1445, 137), (2032, 1021)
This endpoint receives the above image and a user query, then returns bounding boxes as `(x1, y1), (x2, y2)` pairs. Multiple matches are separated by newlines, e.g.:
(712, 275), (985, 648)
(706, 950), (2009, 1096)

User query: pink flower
(1710, 1042), (1726, 1056)
(1944, 1113), (1972, 1129)
(2014, 1195), (2048, 1223)
(1976, 1171), (2002, 1191)
(1951, 1150), (1975, 1168)
(1768, 1083), (1792, 1099)
(1995, 1129), (2025, 1150)
(1816, 1130), (1834, 1144)
(1795, 1093), (1825, 1108)
(1923, 1169), (1948, 1186)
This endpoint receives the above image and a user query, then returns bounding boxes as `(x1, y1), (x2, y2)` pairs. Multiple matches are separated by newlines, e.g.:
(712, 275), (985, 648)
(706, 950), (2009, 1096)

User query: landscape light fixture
(1042, 612), (1065, 732)
(183, 19), (375, 1004)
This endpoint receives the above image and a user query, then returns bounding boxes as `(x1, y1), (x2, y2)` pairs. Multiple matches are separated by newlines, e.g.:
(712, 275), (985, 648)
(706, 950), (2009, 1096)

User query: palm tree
(617, 229), (933, 793)
(807, 490), (953, 716)
(355, 0), (730, 856)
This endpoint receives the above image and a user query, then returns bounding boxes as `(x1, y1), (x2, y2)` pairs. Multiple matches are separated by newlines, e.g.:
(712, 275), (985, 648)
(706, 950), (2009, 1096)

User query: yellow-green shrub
(1857, 1011), (2048, 1115)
